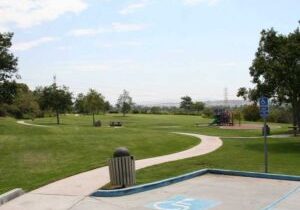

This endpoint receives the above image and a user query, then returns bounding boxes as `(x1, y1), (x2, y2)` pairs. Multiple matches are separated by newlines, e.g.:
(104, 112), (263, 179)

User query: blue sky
(1, 0), (299, 104)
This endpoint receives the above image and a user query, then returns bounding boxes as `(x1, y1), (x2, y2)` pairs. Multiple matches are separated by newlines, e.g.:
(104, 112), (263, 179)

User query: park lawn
(0, 115), (199, 194)
(31, 113), (291, 137)
(0, 114), (294, 194)
(136, 136), (300, 184)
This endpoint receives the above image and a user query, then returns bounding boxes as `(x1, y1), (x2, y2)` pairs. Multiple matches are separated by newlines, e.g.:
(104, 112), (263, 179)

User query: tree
(150, 106), (161, 114)
(13, 83), (40, 119)
(103, 101), (111, 114)
(0, 32), (18, 105)
(0, 32), (18, 81)
(193, 101), (205, 114)
(180, 96), (193, 113)
(74, 93), (87, 114)
(0, 81), (17, 104)
(85, 89), (104, 125)
(242, 104), (260, 121)
(37, 83), (73, 124)
(202, 107), (214, 118)
(237, 25), (300, 130)
(117, 90), (133, 116)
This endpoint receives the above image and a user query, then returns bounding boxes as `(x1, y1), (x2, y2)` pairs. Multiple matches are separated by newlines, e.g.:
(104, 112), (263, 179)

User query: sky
(1, 0), (299, 105)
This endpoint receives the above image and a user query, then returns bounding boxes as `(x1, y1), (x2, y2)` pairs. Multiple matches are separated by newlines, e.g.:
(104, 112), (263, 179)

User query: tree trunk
(56, 110), (60, 125)
(92, 113), (95, 126)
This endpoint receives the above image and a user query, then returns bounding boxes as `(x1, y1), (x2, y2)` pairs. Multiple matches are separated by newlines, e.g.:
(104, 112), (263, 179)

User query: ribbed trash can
(108, 147), (135, 187)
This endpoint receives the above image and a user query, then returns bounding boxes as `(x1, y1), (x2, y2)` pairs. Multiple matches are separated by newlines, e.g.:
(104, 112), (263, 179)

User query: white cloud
(12, 37), (58, 51)
(96, 41), (143, 48)
(69, 23), (147, 37)
(183, 0), (220, 6)
(69, 28), (109, 37)
(119, 0), (149, 15)
(0, 0), (87, 30)
(112, 22), (146, 32)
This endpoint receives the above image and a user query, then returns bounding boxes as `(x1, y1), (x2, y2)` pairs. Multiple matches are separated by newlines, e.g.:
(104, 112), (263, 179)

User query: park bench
(110, 121), (122, 127)
(288, 126), (299, 136)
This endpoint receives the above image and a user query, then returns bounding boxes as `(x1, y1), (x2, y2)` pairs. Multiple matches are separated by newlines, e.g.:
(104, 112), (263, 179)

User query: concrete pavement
(71, 174), (300, 210)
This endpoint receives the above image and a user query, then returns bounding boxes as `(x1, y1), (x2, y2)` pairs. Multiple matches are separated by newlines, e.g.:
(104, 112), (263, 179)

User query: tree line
(1, 23), (299, 128)
(0, 81), (134, 125)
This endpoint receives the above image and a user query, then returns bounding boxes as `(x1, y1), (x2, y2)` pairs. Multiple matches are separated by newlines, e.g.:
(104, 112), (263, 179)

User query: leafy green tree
(237, 25), (300, 130)
(13, 83), (40, 119)
(180, 96), (193, 113)
(0, 32), (18, 81)
(85, 89), (104, 125)
(0, 81), (17, 104)
(150, 106), (161, 114)
(242, 104), (260, 121)
(202, 107), (214, 118)
(0, 32), (18, 105)
(37, 83), (73, 124)
(117, 89), (133, 116)
(193, 101), (205, 114)
(74, 93), (87, 114)
(268, 106), (292, 123)
(103, 101), (111, 114)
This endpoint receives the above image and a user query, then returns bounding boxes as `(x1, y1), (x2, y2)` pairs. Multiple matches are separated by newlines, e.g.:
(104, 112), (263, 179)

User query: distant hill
(204, 100), (250, 107)
(136, 100), (250, 107)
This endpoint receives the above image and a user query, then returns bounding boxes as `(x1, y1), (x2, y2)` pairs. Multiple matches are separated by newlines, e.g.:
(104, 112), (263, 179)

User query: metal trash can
(108, 147), (135, 187)
(262, 124), (270, 136)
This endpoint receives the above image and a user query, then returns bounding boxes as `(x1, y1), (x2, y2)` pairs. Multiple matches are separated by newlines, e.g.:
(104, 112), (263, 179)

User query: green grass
(0, 114), (200, 194)
(136, 137), (300, 184)
(0, 114), (297, 194)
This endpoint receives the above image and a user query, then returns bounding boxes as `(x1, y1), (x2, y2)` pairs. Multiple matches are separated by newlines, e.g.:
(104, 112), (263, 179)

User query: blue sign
(146, 195), (220, 210)
(259, 96), (269, 118)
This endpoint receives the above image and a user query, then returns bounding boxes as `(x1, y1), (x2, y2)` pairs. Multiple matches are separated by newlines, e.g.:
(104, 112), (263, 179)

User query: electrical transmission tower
(53, 75), (57, 84)
(224, 87), (228, 106)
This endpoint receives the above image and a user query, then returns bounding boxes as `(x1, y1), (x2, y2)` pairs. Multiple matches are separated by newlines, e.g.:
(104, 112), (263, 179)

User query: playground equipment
(210, 109), (234, 126)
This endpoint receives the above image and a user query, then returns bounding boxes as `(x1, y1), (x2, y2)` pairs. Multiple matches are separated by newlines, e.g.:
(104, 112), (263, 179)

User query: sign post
(259, 96), (269, 173)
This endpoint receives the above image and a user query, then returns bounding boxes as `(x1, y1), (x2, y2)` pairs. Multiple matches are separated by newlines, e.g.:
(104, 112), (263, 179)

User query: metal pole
(264, 118), (268, 173)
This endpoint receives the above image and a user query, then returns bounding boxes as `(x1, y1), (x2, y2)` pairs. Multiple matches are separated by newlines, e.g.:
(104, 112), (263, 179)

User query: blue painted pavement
(146, 195), (220, 210)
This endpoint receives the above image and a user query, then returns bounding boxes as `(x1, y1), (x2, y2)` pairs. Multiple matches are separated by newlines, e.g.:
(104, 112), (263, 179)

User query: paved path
(222, 134), (293, 139)
(17, 120), (51, 128)
(0, 133), (223, 210)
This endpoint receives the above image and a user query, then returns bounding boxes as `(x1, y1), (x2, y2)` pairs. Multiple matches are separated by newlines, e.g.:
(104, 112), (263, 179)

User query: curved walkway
(222, 134), (293, 139)
(17, 120), (51, 128)
(0, 133), (222, 210)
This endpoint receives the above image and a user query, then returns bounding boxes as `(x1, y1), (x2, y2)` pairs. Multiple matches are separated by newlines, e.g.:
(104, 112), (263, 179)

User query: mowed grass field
(0, 114), (299, 194)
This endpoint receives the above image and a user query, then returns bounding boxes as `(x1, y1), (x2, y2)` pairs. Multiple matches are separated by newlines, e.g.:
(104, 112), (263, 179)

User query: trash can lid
(113, 147), (130, 157)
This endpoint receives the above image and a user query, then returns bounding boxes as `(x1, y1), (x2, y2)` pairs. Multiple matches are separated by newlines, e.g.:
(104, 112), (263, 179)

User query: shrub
(268, 107), (292, 123)
(132, 109), (140, 114)
(150, 106), (161, 114)
(202, 107), (214, 118)
(242, 104), (260, 121)
(0, 104), (7, 117)
(6, 104), (23, 119)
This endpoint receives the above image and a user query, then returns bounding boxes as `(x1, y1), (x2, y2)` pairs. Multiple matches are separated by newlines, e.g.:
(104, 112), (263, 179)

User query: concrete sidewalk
(0, 133), (222, 210)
